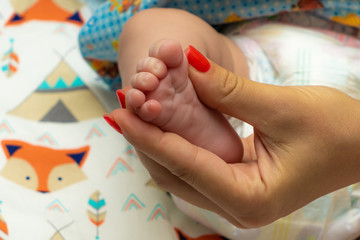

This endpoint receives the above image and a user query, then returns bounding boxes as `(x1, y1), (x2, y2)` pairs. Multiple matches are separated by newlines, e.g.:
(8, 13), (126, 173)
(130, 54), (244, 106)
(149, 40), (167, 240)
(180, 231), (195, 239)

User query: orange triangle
(6, 0), (83, 26)
(0, 220), (8, 235)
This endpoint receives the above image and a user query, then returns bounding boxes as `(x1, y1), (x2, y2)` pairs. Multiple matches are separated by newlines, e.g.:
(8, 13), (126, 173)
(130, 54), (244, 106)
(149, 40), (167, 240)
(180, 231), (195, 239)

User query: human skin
(109, 58), (360, 228)
(108, 7), (360, 228)
(117, 8), (249, 163)
(125, 39), (245, 163)
(117, 8), (249, 84)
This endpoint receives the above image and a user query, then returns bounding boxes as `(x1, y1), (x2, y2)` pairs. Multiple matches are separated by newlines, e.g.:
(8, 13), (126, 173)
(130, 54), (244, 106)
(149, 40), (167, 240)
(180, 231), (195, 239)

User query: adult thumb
(186, 45), (287, 127)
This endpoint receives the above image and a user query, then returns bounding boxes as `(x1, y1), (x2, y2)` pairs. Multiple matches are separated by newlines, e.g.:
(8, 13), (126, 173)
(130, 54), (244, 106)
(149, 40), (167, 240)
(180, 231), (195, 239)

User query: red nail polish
(186, 45), (210, 72)
(103, 114), (123, 134)
(116, 89), (126, 108)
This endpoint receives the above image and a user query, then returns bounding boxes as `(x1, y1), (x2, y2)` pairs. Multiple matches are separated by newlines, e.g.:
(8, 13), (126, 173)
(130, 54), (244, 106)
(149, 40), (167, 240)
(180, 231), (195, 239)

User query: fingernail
(103, 114), (123, 134)
(185, 45), (210, 72)
(116, 89), (126, 108)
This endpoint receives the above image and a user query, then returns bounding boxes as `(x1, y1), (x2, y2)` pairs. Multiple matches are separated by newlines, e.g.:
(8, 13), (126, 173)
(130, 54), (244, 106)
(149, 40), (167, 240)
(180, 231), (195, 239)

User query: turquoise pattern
(79, 0), (360, 90)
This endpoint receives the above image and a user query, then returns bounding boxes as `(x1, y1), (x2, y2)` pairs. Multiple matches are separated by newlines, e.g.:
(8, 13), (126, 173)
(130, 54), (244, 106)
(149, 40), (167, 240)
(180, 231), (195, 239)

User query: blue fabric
(78, 0), (360, 89)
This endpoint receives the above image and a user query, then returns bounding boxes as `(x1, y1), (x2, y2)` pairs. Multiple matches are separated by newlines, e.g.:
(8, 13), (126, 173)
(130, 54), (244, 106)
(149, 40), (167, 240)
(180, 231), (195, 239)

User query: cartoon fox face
(0, 140), (89, 193)
(6, 0), (84, 26)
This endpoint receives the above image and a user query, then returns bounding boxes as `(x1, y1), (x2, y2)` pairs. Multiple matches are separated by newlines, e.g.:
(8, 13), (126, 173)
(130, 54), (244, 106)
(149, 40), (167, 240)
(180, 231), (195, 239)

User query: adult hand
(108, 53), (360, 228)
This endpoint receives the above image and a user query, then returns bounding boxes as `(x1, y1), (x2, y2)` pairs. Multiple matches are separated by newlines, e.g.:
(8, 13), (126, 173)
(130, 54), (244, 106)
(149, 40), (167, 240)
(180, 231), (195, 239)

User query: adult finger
(109, 109), (269, 227)
(134, 150), (242, 226)
(186, 46), (295, 128)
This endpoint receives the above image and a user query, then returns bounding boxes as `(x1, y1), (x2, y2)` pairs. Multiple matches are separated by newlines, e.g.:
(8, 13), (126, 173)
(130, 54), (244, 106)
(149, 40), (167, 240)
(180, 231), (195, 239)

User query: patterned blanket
(78, 0), (360, 89)
(1, 0), (360, 239)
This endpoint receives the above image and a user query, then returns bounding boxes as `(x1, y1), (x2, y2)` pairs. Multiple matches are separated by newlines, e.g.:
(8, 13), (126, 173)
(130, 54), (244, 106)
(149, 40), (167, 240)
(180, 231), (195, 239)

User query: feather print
(1, 38), (19, 77)
(87, 190), (106, 240)
(0, 215), (8, 238)
(0, 201), (8, 239)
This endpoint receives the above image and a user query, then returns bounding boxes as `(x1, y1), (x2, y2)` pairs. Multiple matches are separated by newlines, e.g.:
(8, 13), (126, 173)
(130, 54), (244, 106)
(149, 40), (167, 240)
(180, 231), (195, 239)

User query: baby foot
(127, 39), (243, 163)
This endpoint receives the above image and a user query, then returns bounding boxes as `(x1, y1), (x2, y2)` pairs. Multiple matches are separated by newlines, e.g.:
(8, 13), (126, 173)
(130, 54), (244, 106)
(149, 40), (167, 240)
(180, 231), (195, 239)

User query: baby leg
(118, 8), (248, 163)
(118, 8), (249, 85)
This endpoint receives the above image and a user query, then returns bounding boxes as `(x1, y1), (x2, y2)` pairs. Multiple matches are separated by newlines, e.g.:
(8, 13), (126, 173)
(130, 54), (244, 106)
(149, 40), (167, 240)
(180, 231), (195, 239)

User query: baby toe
(130, 72), (159, 92)
(149, 39), (183, 68)
(136, 99), (162, 122)
(136, 57), (167, 79)
(126, 89), (146, 109)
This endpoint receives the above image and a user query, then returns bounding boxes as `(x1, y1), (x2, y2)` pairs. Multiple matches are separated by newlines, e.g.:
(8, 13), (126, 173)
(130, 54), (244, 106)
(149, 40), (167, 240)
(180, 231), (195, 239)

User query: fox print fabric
(0, 0), (215, 239)
(0, 140), (89, 193)
(79, 0), (360, 89)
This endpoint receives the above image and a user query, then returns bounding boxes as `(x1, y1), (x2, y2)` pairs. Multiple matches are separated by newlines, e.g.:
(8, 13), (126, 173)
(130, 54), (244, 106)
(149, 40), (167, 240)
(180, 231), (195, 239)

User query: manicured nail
(103, 114), (123, 134)
(116, 89), (126, 108)
(185, 45), (210, 72)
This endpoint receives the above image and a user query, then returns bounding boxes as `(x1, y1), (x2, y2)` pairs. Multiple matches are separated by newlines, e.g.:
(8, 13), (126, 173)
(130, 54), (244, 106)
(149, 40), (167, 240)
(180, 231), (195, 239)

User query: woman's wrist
(329, 95), (360, 187)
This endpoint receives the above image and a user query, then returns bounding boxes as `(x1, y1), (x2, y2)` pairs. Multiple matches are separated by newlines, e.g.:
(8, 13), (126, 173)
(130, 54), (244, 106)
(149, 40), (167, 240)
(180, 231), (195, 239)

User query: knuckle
(222, 70), (242, 97)
(216, 69), (245, 108)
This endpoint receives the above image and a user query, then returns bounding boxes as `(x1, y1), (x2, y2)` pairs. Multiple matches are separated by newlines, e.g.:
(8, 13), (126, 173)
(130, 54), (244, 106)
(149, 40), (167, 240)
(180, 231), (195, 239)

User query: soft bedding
(1, 0), (360, 240)
(0, 1), (216, 239)
(175, 21), (360, 240)
(79, 0), (360, 89)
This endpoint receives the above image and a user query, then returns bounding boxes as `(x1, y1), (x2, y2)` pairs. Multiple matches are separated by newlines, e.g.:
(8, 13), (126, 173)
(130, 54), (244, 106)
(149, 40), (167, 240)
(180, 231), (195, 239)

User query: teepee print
(9, 58), (106, 122)
(47, 220), (74, 240)
(87, 191), (106, 240)
(1, 38), (19, 77)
